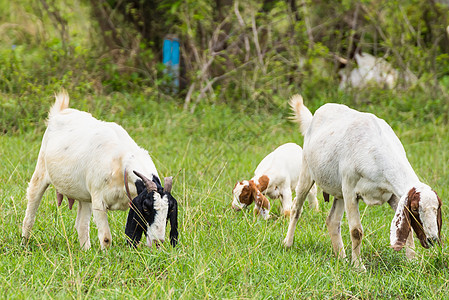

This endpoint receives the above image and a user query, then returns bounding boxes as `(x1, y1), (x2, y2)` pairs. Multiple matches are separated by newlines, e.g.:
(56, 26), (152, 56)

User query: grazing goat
(232, 143), (319, 219)
(22, 91), (178, 250)
(284, 95), (442, 270)
(339, 52), (417, 90)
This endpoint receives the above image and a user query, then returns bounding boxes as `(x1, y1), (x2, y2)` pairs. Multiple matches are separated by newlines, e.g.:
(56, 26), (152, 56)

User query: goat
(283, 95), (442, 270)
(339, 52), (417, 89)
(232, 143), (319, 219)
(22, 91), (178, 250)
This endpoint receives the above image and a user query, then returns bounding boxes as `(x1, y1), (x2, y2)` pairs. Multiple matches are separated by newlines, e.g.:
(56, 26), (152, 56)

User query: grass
(1, 93), (449, 299)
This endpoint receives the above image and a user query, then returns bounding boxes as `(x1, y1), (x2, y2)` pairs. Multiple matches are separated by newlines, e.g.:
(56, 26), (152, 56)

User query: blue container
(163, 36), (180, 91)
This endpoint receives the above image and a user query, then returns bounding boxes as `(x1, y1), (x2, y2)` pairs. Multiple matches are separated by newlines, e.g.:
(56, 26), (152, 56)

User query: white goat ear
(390, 194), (411, 251)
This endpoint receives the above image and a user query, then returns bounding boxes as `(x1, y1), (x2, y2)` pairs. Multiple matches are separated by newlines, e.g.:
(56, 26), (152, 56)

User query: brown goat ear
(256, 175), (270, 192)
(248, 180), (258, 200)
(239, 181), (256, 206)
(408, 188), (429, 248)
(390, 193), (412, 251)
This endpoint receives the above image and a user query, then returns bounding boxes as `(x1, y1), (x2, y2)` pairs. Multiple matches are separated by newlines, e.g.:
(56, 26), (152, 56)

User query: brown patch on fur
(256, 175), (270, 192)
(392, 192), (413, 251)
(351, 228), (363, 241)
(239, 181), (257, 205)
(392, 210), (411, 251)
(408, 188), (420, 212)
(111, 156), (124, 188)
(323, 192), (330, 202)
(407, 188), (428, 248)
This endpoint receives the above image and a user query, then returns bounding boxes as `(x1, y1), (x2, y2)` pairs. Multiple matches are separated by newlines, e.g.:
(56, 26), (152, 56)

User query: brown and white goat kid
(232, 143), (319, 219)
(22, 91), (178, 250)
(284, 95), (442, 270)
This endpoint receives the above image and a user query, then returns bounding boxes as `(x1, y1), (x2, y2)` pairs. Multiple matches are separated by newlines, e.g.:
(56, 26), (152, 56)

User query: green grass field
(1, 93), (448, 299)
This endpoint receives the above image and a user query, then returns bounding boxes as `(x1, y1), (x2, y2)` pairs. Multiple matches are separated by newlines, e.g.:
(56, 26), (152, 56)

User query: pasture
(0, 92), (448, 298)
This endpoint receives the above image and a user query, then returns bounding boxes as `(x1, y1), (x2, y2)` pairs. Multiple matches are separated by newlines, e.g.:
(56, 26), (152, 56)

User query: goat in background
(232, 143), (319, 219)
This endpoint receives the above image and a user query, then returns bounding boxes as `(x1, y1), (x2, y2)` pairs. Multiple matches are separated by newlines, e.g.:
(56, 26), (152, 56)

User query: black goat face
(125, 171), (178, 248)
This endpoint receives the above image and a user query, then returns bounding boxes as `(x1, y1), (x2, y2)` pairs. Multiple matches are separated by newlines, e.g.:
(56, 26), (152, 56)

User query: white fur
(232, 143), (319, 217)
(146, 194), (169, 247)
(339, 52), (417, 89)
(232, 181), (250, 210)
(22, 91), (166, 250)
(284, 94), (440, 270)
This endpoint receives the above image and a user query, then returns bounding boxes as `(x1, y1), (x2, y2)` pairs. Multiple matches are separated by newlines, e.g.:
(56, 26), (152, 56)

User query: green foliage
(1, 0), (449, 129)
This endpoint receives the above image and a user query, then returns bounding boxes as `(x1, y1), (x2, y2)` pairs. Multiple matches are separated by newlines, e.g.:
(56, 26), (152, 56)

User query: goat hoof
(99, 237), (111, 250)
(405, 248), (416, 260)
(21, 237), (29, 247)
(352, 261), (366, 272)
(283, 237), (293, 248)
(81, 241), (91, 251)
(355, 265), (367, 272)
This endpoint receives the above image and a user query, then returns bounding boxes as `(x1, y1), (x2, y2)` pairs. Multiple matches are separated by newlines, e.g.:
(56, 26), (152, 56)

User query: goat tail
(289, 94), (313, 136)
(49, 89), (70, 118)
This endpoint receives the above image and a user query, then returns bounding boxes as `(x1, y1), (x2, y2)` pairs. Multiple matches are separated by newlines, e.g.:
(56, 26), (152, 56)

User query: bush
(1, 0), (449, 133)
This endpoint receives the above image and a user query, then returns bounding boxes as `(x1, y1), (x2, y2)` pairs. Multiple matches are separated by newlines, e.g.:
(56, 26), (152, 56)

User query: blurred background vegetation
(1, 0), (449, 133)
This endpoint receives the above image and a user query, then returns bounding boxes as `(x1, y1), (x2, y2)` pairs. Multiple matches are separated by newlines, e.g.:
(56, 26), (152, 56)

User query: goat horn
(164, 177), (173, 193)
(133, 171), (157, 193)
(124, 169), (133, 201)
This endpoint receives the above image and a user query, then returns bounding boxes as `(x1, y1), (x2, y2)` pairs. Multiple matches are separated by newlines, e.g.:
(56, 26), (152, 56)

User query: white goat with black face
(22, 91), (178, 250)
(284, 95), (442, 270)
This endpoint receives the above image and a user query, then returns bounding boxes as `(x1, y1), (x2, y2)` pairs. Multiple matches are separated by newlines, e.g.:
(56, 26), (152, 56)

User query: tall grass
(0, 92), (448, 298)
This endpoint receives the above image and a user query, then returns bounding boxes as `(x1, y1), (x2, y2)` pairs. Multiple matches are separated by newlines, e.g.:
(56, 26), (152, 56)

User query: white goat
(339, 52), (417, 89)
(232, 143), (319, 219)
(284, 95), (442, 270)
(22, 91), (178, 250)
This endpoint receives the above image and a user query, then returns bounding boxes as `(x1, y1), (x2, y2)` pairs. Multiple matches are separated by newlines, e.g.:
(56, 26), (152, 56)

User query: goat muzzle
(153, 240), (164, 249)
(231, 203), (242, 211)
(426, 237), (440, 247)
